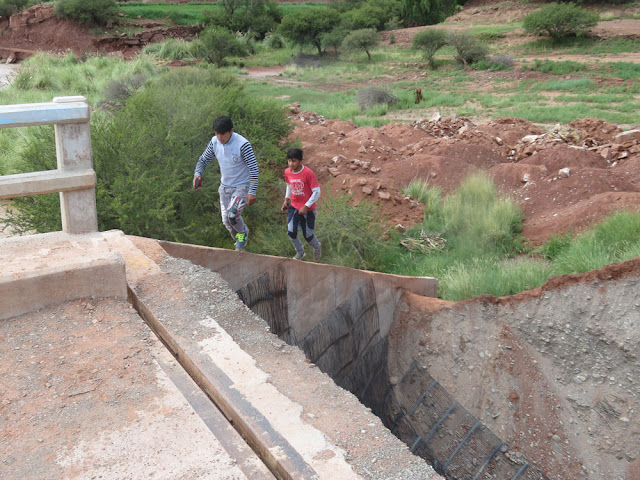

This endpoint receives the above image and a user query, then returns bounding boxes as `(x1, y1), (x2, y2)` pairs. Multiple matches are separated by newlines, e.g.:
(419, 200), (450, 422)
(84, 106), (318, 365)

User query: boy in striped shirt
(194, 116), (258, 251)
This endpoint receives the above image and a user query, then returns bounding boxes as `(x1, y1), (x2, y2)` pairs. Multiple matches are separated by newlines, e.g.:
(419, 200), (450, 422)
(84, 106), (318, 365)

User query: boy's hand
(298, 205), (309, 215)
(193, 175), (202, 190)
(281, 199), (290, 212)
(247, 193), (257, 206)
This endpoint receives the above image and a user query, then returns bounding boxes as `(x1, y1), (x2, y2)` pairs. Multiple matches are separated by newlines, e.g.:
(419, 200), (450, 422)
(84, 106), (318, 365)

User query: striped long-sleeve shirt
(194, 132), (259, 195)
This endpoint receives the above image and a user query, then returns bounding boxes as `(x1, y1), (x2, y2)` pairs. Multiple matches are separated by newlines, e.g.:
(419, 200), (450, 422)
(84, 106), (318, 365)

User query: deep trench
(234, 265), (550, 480)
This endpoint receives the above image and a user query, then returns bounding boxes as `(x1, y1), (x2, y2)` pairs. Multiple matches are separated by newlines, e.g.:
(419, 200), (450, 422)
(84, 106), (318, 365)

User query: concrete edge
(128, 286), (323, 480)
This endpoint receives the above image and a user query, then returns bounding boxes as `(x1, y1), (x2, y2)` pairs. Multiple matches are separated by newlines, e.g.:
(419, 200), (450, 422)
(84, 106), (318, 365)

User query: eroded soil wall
(391, 258), (640, 479)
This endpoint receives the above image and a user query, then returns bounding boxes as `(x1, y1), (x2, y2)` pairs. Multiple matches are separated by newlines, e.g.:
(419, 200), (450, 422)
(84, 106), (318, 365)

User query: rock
(558, 167), (571, 178)
(495, 137), (503, 145)
(522, 173), (530, 184)
(378, 191), (391, 200)
(614, 129), (640, 142)
(358, 145), (367, 154)
(362, 186), (373, 195)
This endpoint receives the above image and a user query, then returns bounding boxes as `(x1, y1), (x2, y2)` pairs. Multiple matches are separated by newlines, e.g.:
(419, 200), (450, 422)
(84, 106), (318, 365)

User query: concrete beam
(0, 96), (89, 129)
(0, 231), (128, 321)
(0, 169), (96, 199)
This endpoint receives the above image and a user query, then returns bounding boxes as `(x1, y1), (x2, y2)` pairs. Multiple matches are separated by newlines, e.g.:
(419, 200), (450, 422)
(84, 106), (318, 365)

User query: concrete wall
(158, 240), (437, 340)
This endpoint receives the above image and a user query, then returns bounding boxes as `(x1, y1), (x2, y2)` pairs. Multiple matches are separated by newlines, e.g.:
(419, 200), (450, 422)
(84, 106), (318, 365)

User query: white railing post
(52, 96), (98, 233)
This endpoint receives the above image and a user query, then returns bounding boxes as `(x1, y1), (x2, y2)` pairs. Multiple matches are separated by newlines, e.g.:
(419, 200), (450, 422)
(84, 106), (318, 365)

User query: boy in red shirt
(281, 148), (322, 261)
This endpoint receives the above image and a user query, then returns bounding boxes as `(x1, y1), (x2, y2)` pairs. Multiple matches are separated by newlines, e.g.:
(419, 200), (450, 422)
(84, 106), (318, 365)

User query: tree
(412, 29), (447, 69)
(401, 0), (456, 26)
(446, 31), (489, 67)
(278, 8), (340, 56)
(204, 0), (281, 40)
(321, 28), (349, 56)
(523, 3), (599, 42)
(341, 29), (380, 61)
(199, 27), (248, 67)
(55, 0), (119, 26)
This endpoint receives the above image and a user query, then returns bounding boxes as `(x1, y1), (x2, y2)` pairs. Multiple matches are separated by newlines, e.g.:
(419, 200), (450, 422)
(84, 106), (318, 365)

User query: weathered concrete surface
(0, 231), (127, 320)
(159, 240), (437, 339)
(0, 297), (272, 480)
(0, 169), (96, 199)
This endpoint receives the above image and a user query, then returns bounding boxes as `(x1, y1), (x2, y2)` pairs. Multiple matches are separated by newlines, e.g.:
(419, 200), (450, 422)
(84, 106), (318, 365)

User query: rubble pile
(508, 124), (640, 164)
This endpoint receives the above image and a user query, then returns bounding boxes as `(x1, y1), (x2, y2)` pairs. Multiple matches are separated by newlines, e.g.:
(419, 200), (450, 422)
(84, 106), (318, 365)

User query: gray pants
(219, 184), (248, 240)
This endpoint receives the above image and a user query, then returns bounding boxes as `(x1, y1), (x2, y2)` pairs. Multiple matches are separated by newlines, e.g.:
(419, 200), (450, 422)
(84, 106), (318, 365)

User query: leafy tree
(412, 29), (447, 69)
(199, 27), (248, 67)
(279, 8), (340, 56)
(523, 3), (599, 42)
(401, 0), (456, 26)
(204, 0), (281, 40)
(342, 28), (380, 61)
(446, 31), (489, 67)
(0, 0), (30, 17)
(55, 0), (118, 26)
(321, 27), (349, 56)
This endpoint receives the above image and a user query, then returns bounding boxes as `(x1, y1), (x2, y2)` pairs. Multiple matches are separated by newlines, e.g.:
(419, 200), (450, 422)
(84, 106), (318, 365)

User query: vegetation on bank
(2, 2), (640, 300)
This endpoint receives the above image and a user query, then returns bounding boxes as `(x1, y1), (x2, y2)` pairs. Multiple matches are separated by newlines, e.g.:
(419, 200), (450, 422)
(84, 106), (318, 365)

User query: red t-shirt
(285, 166), (319, 211)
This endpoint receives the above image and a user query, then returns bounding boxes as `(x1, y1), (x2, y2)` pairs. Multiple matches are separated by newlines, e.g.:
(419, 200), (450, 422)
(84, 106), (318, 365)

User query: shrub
(102, 73), (148, 103)
(523, 3), (599, 42)
(55, 0), (119, 27)
(263, 32), (287, 49)
(489, 54), (514, 69)
(341, 28), (380, 61)
(446, 31), (489, 67)
(412, 29), (447, 69)
(199, 27), (248, 67)
(0, 0), (30, 17)
(356, 86), (399, 111)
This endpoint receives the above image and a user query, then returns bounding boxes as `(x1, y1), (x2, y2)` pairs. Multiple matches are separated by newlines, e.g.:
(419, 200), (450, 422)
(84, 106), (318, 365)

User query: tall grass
(0, 52), (160, 175)
(547, 210), (640, 275)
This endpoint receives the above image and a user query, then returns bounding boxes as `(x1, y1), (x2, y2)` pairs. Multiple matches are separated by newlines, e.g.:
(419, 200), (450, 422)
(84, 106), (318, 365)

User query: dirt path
(0, 64), (17, 89)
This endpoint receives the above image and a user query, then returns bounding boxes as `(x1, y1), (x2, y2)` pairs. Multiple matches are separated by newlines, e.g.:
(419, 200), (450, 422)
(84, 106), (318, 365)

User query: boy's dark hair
(213, 115), (233, 134)
(286, 147), (303, 161)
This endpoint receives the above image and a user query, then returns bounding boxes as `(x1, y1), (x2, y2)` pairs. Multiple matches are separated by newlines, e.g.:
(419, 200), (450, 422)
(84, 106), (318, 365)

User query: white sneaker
(293, 251), (305, 260)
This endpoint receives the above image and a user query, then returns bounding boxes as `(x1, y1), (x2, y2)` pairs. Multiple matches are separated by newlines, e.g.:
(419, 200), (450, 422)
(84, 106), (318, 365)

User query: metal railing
(0, 96), (98, 234)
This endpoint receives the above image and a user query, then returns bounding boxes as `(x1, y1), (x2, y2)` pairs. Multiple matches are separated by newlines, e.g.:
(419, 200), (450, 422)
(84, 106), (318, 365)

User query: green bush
(523, 3), (599, 42)
(446, 31), (489, 67)
(263, 32), (288, 49)
(0, 0), (30, 17)
(55, 0), (119, 26)
(199, 27), (248, 67)
(412, 29), (447, 69)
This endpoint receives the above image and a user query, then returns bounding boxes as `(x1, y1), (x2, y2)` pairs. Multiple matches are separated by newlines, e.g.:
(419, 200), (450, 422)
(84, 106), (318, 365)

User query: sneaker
(313, 244), (322, 261)
(235, 228), (249, 251)
(293, 250), (305, 260)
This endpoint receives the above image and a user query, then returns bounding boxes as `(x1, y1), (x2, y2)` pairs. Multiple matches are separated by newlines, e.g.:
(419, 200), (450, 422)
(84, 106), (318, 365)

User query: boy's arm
(240, 142), (259, 204)
(194, 139), (215, 177)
